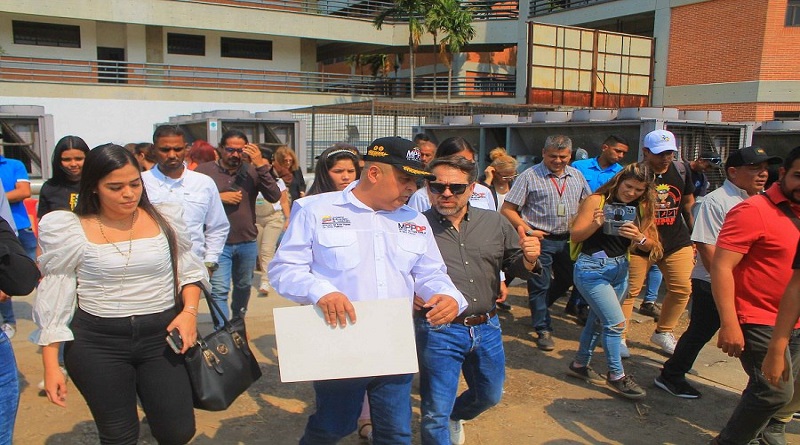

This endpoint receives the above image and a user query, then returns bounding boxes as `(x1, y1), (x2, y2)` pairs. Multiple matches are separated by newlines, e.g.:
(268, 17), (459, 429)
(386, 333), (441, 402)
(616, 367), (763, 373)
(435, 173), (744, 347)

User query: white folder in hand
(273, 298), (418, 383)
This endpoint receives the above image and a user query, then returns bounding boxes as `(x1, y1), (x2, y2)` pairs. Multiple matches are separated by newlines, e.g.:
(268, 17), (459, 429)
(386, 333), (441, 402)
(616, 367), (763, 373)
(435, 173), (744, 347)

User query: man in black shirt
(623, 130), (695, 355)
(415, 155), (541, 445)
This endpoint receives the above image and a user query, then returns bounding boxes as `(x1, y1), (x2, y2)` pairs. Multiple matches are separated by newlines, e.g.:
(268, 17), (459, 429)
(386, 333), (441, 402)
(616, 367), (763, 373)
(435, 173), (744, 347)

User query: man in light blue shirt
(142, 125), (229, 274)
(571, 135), (629, 192)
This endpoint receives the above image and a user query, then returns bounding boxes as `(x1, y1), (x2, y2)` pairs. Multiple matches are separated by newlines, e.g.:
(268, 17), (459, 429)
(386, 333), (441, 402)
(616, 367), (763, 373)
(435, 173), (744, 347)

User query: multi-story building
(528, 0), (800, 122)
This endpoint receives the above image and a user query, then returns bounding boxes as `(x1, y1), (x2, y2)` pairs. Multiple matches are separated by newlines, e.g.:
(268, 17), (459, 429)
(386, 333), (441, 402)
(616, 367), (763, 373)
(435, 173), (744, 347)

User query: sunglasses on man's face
(428, 182), (469, 195)
(703, 157), (722, 166)
(223, 147), (244, 154)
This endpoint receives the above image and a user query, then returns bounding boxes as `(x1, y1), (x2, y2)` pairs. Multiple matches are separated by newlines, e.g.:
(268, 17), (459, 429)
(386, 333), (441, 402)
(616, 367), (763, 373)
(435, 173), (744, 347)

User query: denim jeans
(0, 300), (14, 326)
(572, 254), (629, 377)
(0, 331), (18, 445)
(209, 240), (258, 327)
(17, 228), (37, 260)
(717, 325), (800, 445)
(662, 279), (719, 381)
(642, 263), (662, 305)
(300, 374), (414, 445)
(415, 315), (505, 445)
(527, 237), (572, 332)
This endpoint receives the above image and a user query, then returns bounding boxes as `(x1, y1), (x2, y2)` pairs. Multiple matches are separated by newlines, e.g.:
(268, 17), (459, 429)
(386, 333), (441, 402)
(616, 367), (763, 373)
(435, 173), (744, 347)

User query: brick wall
(678, 102), (800, 121)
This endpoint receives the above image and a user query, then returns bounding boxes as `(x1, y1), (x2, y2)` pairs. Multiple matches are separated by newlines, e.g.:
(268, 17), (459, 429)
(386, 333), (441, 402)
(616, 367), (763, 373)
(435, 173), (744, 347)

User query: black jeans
(717, 324), (800, 445)
(65, 308), (196, 445)
(662, 279), (720, 380)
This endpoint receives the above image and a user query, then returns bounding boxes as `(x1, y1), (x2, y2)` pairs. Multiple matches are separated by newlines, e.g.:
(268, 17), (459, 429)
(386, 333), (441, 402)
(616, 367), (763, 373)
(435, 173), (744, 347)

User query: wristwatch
(204, 262), (219, 272)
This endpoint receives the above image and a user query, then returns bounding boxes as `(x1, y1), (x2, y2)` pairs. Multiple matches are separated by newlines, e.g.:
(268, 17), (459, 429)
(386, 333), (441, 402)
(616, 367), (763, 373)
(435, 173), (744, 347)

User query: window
(788, 0), (800, 26)
(12, 20), (80, 48)
(221, 37), (272, 60)
(167, 33), (205, 56)
(775, 111), (800, 120)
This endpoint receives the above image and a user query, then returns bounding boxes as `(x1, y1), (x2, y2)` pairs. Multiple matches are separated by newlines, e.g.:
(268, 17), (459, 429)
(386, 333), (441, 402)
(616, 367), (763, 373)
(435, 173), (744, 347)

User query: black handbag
(183, 285), (263, 411)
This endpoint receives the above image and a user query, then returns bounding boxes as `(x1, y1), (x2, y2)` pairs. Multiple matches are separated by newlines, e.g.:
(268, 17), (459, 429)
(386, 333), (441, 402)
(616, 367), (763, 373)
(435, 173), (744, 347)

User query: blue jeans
(573, 254), (629, 377)
(642, 263), (662, 304)
(527, 237), (572, 332)
(209, 240), (257, 327)
(0, 300), (13, 326)
(415, 316), (505, 445)
(0, 331), (18, 445)
(300, 374), (414, 445)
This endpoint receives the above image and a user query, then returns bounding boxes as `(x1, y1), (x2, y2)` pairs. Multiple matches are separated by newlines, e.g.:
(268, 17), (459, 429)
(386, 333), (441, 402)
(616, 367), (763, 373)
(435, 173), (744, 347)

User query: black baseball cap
(363, 137), (435, 180)
(725, 146), (782, 169)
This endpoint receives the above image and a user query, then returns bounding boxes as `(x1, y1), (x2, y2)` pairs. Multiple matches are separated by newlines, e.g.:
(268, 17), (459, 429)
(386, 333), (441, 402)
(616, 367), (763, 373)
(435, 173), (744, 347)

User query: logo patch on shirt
(321, 215), (352, 228)
(470, 192), (486, 201)
(398, 221), (427, 235)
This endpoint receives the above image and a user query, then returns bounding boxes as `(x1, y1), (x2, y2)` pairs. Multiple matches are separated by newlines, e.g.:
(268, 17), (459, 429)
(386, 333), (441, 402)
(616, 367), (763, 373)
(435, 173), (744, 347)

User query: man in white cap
(620, 129), (696, 355)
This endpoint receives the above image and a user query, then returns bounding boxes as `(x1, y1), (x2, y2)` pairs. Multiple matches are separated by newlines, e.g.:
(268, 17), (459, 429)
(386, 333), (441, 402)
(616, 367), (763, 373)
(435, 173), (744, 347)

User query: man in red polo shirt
(711, 146), (800, 445)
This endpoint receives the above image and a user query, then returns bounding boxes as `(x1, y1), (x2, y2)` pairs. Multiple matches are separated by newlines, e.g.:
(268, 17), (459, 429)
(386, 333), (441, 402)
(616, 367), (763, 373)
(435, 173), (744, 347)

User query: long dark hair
(50, 135), (89, 185)
(76, 144), (177, 255)
(307, 144), (361, 195)
(436, 137), (476, 159)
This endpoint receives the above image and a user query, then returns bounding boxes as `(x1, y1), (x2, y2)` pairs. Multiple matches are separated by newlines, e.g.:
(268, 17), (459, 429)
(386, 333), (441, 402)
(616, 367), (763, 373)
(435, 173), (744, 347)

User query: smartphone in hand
(166, 328), (183, 354)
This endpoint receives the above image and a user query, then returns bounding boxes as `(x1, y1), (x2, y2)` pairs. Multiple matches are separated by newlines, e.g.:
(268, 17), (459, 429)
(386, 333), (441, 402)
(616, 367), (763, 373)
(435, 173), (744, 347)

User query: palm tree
(437, 0), (475, 102)
(425, 0), (449, 102)
(374, 0), (428, 100)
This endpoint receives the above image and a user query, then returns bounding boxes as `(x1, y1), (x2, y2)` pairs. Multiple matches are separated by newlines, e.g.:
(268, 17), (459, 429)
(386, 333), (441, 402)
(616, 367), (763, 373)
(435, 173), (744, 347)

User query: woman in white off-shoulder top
(34, 144), (209, 445)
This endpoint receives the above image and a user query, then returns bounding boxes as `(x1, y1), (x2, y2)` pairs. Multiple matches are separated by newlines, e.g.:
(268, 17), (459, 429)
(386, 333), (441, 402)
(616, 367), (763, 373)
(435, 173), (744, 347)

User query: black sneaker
(567, 363), (605, 385)
(639, 302), (661, 321)
(607, 374), (646, 399)
(536, 331), (555, 351)
(654, 374), (701, 399)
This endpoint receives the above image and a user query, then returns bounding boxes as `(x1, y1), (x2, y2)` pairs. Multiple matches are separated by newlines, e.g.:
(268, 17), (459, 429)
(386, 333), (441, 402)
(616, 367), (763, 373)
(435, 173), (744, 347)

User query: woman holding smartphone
(566, 163), (662, 399)
(34, 144), (208, 444)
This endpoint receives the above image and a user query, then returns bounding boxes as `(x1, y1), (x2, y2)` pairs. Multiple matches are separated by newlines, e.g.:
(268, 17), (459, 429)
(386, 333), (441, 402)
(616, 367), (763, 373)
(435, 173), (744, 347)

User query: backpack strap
(672, 160), (689, 188)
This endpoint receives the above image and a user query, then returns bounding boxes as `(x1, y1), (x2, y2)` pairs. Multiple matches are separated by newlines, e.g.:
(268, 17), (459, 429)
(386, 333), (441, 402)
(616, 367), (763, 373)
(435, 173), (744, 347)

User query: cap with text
(363, 137), (435, 180)
(643, 129), (678, 154)
(725, 146), (782, 169)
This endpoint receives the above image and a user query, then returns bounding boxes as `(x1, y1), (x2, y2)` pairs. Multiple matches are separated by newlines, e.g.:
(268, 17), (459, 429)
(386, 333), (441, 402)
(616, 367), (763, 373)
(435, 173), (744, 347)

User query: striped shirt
(504, 163), (590, 235)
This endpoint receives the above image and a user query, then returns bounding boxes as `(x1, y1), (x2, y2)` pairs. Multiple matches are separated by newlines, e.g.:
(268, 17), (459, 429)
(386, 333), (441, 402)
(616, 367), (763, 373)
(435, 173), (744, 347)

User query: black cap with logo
(363, 137), (435, 180)
(725, 146), (782, 169)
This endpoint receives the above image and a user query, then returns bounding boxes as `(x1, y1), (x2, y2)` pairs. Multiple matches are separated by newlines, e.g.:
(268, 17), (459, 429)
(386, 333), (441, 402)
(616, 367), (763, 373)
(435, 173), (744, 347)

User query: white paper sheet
(273, 298), (419, 382)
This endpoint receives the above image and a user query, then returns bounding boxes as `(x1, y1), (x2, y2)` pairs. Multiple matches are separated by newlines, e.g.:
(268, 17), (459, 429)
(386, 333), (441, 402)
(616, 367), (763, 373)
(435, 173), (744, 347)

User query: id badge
(557, 202), (566, 216)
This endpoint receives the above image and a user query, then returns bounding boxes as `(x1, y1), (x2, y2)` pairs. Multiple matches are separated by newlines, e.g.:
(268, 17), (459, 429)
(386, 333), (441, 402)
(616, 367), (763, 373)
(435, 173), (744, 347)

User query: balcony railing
(178, 0), (519, 20)
(0, 56), (516, 98)
(529, 0), (615, 17)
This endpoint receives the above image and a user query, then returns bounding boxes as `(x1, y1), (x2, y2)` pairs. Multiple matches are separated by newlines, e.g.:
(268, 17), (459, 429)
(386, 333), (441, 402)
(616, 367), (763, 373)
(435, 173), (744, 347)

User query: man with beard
(270, 137), (466, 445)
(655, 146), (782, 400)
(142, 125), (229, 277)
(416, 155), (541, 445)
(710, 146), (800, 445)
(196, 129), (281, 326)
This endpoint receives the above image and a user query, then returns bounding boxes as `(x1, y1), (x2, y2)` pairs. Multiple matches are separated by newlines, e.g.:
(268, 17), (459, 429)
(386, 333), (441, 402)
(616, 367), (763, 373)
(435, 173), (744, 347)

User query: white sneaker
(258, 281), (271, 296)
(1, 323), (15, 340)
(38, 366), (68, 391)
(651, 331), (677, 355)
(449, 419), (465, 445)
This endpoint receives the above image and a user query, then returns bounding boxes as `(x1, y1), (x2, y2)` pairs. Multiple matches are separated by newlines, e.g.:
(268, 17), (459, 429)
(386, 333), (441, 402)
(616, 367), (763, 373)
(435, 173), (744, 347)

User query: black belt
(416, 308), (497, 326)
(544, 233), (569, 241)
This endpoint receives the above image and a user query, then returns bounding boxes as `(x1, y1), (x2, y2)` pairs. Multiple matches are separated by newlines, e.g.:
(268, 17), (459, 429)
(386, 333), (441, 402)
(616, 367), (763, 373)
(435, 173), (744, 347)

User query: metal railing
(529, 0), (615, 17)
(177, 0), (519, 21)
(0, 56), (516, 98)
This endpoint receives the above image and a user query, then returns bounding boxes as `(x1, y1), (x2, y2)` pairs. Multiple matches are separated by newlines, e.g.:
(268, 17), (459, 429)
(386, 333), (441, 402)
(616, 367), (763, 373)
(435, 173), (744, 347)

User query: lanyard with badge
(550, 175), (567, 216)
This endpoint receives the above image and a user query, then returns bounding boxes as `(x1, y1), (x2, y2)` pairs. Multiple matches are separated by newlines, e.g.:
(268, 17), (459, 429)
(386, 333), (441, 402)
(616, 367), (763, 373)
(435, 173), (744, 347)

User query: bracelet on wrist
(182, 310), (198, 317)
(637, 236), (647, 246)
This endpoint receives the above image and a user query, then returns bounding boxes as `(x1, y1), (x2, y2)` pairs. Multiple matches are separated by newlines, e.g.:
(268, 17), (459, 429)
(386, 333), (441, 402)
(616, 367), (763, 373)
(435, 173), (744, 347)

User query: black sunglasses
(703, 157), (722, 166)
(428, 183), (469, 195)
(224, 147), (244, 154)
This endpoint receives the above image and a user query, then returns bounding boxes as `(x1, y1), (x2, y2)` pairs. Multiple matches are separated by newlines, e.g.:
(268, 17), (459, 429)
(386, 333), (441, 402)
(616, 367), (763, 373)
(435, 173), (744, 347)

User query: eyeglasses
(702, 157), (722, 166)
(223, 147), (244, 154)
(428, 182), (469, 195)
(501, 173), (519, 180)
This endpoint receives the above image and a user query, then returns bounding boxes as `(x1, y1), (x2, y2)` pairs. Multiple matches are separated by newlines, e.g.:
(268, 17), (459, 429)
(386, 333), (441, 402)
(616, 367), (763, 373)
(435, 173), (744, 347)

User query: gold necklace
(97, 210), (138, 284)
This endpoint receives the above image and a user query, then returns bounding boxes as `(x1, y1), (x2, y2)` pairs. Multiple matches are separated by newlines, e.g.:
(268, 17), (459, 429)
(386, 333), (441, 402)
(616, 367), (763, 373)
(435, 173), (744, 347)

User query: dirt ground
(9, 278), (800, 444)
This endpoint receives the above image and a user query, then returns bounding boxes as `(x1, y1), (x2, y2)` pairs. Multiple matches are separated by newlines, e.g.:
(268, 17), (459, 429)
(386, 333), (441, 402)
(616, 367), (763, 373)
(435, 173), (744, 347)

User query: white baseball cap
(643, 130), (678, 154)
